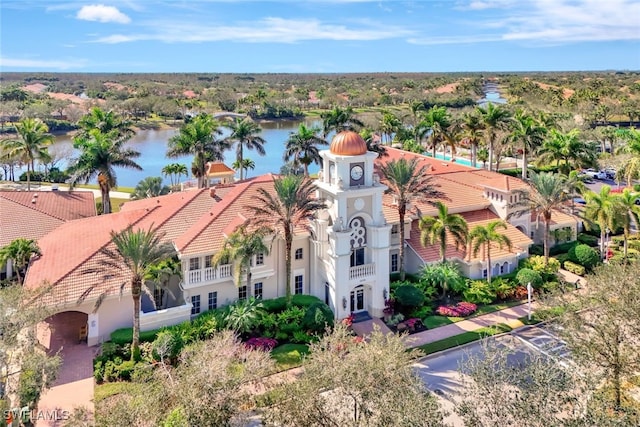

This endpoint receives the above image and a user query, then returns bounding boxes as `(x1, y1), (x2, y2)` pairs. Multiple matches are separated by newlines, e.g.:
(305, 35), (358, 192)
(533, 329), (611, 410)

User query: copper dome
(330, 131), (368, 156)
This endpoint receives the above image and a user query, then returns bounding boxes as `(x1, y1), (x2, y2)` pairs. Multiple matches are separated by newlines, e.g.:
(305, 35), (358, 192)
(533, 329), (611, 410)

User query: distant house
(24, 133), (578, 346)
(0, 191), (96, 280)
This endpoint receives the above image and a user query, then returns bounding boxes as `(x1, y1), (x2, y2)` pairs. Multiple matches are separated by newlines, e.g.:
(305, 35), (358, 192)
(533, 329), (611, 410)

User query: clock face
(350, 165), (364, 181)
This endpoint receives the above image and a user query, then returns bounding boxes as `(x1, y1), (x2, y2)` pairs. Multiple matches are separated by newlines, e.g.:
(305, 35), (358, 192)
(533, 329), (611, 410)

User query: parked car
(583, 168), (607, 180)
(603, 168), (616, 180)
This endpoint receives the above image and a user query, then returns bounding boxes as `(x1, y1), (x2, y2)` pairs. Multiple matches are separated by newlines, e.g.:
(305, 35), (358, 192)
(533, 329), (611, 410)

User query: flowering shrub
(436, 302), (478, 317)
(405, 318), (421, 329)
(244, 337), (278, 352)
(383, 298), (395, 315)
(341, 314), (355, 327)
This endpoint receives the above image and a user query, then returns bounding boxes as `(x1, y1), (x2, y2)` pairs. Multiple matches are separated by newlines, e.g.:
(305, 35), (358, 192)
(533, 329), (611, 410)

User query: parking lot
(511, 324), (573, 366)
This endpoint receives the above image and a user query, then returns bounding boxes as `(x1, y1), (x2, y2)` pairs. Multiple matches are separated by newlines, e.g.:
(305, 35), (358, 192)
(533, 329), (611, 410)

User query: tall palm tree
(283, 124), (327, 176)
(379, 158), (445, 280)
(616, 128), (640, 185)
(161, 163), (188, 189)
(212, 225), (270, 292)
(130, 177), (170, 200)
(420, 105), (451, 158)
(614, 189), (640, 260)
(3, 118), (53, 190)
(167, 113), (227, 188)
(68, 129), (142, 214)
(0, 238), (41, 284)
(248, 176), (325, 304)
(359, 128), (387, 158)
(144, 257), (181, 310)
(476, 102), (511, 172)
(583, 186), (621, 259)
(509, 109), (547, 180)
(469, 220), (512, 284)
(511, 171), (570, 265)
(378, 110), (402, 145)
(77, 107), (135, 143)
(101, 227), (175, 359)
(536, 128), (598, 175)
(320, 106), (364, 139)
(461, 110), (484, 167)
(419, 201), (468, 263)
(224, 117), (266, 181)
(232, 158), (256, 178)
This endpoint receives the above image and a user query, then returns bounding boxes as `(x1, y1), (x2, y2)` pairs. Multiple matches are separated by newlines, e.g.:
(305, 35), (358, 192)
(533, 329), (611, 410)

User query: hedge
(262, 294), (323, 313)
(563, 260), (585, 276)
(110, 328), (161, 346)
(577, 233), (599, 247)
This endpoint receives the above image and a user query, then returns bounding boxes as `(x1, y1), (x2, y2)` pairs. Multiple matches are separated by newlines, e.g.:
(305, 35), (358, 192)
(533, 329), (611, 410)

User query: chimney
(209, 187), (216, 198)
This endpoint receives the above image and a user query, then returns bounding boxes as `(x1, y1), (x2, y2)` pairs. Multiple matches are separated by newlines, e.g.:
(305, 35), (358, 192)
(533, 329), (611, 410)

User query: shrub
(577, 233), (599, 247)
(110, 327), (159, 346)
(550, 241), (578, 256)
(563, 260), (585, 276)
(489, 277), (517, 300)
(408, 305), (433, 319)
(523, 255), (560, 274)
(386, 313), (405, 326)
(116, 360), (136, 381)
(276, 306), (305, 335)
(291, 294), (323, 308)
(152, 330), (184, 362)
(436, 302), (478, 317)
(516, 268), (543, 288)
(245, 337), (278, 351)
(94, 360), (105, 383)
(394, 284), (425, 308)
(262, 297), (288, 313)
(529, 244), (543, 256)
(554, 253), (570, 266)
(302, 302), (334, 333)
(573, 244), (600, 270)
(463, 280), (496, 304)
(291, 330), (315, 344)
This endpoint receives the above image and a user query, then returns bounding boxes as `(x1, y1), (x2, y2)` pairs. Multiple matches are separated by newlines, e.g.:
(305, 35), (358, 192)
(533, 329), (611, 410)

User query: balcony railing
(186, 264), (232, 285)
(349, 263), (375, 280)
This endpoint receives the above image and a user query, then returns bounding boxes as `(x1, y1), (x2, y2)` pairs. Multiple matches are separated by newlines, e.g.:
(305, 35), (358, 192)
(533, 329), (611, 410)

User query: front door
(350, 286), (365, 313)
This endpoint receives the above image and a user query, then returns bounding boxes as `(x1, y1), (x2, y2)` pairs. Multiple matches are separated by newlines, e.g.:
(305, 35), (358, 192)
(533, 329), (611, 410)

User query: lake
(50, 119), (322, 188)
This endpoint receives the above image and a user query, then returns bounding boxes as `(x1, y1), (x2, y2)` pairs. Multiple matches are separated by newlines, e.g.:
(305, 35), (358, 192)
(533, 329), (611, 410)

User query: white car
(583, 169), (607, 180)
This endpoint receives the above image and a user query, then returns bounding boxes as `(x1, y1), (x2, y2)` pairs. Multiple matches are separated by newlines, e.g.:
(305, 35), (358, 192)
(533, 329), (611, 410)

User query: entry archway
(38, 311), (89, 352)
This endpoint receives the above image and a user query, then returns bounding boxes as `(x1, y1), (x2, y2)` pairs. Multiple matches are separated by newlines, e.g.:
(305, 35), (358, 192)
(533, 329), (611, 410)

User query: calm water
(50, 119), (322, 188)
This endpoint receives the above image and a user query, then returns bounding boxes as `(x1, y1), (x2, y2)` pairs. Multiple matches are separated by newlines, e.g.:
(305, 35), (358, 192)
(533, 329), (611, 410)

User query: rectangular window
(294, 275), (304, 295)
(391, 225), (399, 235)
(154, 288), (165, 308)
(350, 248), (365, 267)
(255, 252), (264, 266)
(391, 253), (398, 273)
(208, 292), (217, 311)
(191, 295), (201, 315)
(189, 257), (200, 271)
(254, 282), (263, 299)
(204, 255), (213, 269)
(295, 248), (303, 260)
(238, 285), (248, 301)
(482, 269), (488, 278)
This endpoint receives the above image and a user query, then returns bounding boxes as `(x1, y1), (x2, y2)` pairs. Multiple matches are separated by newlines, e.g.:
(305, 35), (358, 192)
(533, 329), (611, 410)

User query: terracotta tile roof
(377, 147), (473, 175)
(407, 209), (533, 264)
(205, 161), (235, 177)
(530, 208), (578, 227)
(24, 189), (222, 307)
(0, 191), (96, 246)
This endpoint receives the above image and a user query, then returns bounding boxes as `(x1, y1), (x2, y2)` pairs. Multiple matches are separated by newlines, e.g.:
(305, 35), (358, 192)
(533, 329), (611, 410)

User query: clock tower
(311, 131), (391, 319)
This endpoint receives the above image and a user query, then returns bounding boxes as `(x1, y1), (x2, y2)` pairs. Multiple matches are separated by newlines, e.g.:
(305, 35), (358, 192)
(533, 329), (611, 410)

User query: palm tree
(379, 158), (445, 280)
(144, 257), (181, 310)
(3, 118), (53, 190)
(536, 128), (598, 175)
(0, 238), (41, 284)
(614, 189), (640, 260)
(224, 117), (266, 181)
(101, 226), (175, 358)
(212, 225), (270, 292)
(161, 163), (188, 189)
(167, 113), (227, 188)
(616, 128), (640, 185)
(378, 110), (402, 145)
(68, 129), (142, 214)
(509, 109), (547, 180)
(583, 186), (621, 259)
(232, 158), (256, 179)
(283, 124), (327, 176)
(77, 107), (135, 142)
(421, 262), (464, 299)
(476, 102), (511, 172)
(419, 201), (468, 263)
(511, 171), (570, 265)
(225, 298), (265, 335)
(420, 105), (451, 158)
(131, 177), (170, 200)
(320, 106), (364, 139)
(248, 175), (325, 304)
(461, 111), (484, 167)
(469, 220), (512, 284)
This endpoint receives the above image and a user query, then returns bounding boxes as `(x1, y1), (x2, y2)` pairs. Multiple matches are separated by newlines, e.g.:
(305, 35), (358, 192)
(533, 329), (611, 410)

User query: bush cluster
(563, 260), (586, 276)
(436, 302), (478, 317)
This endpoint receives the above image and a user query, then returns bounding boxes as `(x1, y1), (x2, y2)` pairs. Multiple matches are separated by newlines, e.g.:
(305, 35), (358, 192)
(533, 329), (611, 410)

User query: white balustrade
(187, 264), (233, 285)
(349, 263), (375, 280)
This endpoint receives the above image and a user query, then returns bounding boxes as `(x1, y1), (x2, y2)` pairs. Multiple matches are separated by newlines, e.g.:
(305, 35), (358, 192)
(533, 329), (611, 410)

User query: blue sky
(1, 0), (639, 73)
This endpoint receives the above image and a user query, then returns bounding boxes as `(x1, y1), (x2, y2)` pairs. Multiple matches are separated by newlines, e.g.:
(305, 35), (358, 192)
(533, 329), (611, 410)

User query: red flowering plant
(383, 298), (395, 316)
(341, 313), (355, 327)
(405, 318), (421, 329)
(436, 302), (478, 317)
(244, 337), (278, 352)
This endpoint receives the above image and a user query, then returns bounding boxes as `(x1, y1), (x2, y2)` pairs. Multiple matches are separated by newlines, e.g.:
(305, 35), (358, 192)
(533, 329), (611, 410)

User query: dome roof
(330, 131), (368, 156)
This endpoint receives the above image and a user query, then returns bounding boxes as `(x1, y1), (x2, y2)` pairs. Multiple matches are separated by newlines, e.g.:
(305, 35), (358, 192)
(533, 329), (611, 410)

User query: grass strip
(270, 343), (309, 370)
(414, 323), (513, 355)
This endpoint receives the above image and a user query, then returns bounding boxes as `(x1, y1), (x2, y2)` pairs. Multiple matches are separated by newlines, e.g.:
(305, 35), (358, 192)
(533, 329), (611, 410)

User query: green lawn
(94, 381), (143, 402)
(270, 343), (309, 370)
(415, 323), (513, 355)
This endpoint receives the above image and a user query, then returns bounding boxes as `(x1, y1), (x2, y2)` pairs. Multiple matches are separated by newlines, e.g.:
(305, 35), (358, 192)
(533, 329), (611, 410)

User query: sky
(1, 0), (639, 73)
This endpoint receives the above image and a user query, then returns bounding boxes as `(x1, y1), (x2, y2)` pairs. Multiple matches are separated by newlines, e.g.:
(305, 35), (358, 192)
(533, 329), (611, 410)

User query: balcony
(186, 264), (232, 286)
(349, 263), (375, 280)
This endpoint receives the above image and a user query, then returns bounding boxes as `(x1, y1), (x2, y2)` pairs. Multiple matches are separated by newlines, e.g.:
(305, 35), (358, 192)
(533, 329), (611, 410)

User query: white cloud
(93, 17), (413, 44)
(0, 56), (87, 70)
(77, 4), (131, 24)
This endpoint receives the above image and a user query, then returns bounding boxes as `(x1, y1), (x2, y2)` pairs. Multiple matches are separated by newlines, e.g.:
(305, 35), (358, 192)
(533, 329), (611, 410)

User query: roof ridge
(41, 206), (158, 288)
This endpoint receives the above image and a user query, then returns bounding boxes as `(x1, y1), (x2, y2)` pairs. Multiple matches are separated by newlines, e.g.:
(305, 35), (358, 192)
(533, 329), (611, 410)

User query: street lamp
(527, 282), (533, 321)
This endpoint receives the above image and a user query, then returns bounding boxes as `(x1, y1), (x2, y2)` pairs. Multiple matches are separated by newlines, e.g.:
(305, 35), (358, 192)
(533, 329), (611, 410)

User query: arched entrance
(38, 311), (89, 353)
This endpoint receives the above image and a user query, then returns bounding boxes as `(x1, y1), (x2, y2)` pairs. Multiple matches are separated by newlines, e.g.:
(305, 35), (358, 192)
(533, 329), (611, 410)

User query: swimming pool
(424, 152), (482, 168)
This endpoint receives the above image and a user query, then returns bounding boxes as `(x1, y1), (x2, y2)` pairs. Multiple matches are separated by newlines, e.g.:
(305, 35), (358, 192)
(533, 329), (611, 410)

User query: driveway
(36, 312), (98, 426)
